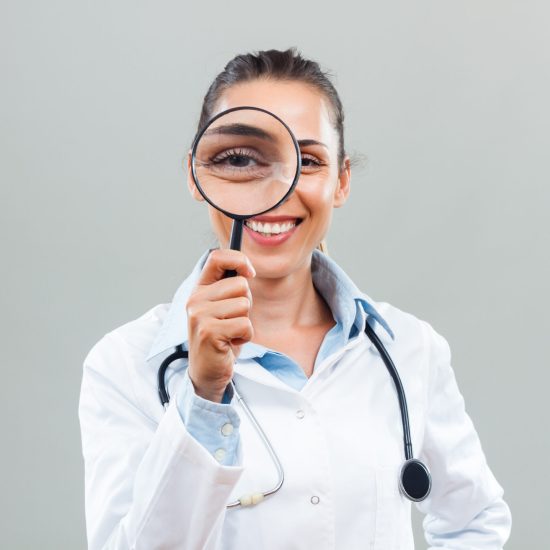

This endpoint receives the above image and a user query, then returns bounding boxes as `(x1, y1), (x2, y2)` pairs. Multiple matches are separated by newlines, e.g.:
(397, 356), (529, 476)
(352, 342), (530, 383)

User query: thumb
(230, 342), (244, 359)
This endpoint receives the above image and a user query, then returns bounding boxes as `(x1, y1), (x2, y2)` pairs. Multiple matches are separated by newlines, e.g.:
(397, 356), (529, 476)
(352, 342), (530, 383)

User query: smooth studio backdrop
(1, 1), (548, 548)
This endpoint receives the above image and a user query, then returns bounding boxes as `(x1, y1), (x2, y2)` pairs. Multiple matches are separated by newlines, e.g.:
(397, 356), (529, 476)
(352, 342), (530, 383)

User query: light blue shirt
(147, 249), (393, 466)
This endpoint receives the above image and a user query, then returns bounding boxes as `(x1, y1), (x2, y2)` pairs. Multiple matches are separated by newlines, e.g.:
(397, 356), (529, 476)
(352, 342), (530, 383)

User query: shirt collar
(146, 249), (394, 363)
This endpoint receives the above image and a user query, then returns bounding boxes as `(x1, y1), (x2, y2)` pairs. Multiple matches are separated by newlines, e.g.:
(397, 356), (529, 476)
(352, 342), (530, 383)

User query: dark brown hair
(197, 48), (346, 167)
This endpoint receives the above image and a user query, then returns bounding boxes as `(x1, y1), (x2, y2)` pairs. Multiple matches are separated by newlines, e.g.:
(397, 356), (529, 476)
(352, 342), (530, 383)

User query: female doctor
(79, 49), (512, 549)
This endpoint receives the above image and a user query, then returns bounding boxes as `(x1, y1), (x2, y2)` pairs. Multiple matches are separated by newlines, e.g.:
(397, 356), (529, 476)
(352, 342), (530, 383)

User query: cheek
(299, 173), (338, 208)
(208, 208), (232, 240)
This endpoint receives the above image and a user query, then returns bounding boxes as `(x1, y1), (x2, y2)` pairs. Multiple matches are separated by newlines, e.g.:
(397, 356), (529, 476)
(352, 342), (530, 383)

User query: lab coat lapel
(233, 359), (298, 394)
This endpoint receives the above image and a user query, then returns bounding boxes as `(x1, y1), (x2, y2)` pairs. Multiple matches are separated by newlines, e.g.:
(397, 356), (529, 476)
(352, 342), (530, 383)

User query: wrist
(188, 373), (229, 403)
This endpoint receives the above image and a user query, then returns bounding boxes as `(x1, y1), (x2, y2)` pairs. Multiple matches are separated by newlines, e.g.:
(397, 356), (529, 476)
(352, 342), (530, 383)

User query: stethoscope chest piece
(399, 458), (432, 502)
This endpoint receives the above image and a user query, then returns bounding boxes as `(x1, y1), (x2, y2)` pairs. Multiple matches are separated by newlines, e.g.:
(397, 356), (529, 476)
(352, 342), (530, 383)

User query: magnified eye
(212, 148), (262, 169)
(206, 147), (272, 183)
(227, 155), (253, 167)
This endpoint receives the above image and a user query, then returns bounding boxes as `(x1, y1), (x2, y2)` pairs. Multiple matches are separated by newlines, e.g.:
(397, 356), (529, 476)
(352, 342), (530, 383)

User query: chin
(245, 247), (313, 280)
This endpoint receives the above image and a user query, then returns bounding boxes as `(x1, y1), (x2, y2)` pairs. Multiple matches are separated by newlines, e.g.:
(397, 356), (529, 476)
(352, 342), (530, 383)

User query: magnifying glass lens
(193, 108), (299, 217)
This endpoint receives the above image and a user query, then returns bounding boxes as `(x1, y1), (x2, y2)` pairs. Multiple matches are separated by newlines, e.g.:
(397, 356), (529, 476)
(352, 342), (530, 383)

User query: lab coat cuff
(176, 370), (241, 466)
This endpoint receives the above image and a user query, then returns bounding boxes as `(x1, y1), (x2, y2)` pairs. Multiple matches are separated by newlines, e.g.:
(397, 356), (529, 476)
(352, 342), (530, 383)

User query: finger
(201, 296), (251, 320)
(214, 317), (254, 345)
(198, 249), (256, 286)
(197, 276), (253, 305)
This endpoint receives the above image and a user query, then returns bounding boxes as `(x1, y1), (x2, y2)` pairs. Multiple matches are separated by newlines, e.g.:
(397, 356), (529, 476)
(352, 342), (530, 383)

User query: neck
(248, 255), (333, 335)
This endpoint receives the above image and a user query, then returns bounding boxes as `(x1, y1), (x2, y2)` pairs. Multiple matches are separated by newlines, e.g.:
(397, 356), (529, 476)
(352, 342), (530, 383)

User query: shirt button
(221, 423), (234, 436)
(214, 448), (226, 462)
(310, 496), (320, 505)
(296, 409), (305, 419)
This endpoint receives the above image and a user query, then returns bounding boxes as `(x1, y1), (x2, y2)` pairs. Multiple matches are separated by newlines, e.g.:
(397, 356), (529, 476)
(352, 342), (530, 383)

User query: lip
(248, 215), (302, 222)
(244, 219), (300, 247)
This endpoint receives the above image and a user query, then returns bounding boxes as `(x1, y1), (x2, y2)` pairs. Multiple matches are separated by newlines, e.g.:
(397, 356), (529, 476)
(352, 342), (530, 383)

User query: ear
(333, 156), (351, 208)
(186, 151), (204, 202)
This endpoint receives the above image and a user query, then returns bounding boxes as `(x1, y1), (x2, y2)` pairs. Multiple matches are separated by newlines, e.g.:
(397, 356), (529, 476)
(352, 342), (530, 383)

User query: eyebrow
(203, 125), (328, 149)
(203, 123), (274, 141)
(297, 138), (328, 149)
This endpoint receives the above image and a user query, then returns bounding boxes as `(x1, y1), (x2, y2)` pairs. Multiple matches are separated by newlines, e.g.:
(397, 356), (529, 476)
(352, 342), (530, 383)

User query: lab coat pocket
(374, 465), (412, 550)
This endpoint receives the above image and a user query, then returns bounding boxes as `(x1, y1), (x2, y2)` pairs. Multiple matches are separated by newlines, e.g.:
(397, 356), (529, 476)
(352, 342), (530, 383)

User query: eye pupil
(229, 155), (250, 167)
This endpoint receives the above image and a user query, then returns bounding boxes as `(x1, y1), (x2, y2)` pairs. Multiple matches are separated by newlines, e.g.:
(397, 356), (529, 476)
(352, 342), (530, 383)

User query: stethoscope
(157, 319), (432, 507)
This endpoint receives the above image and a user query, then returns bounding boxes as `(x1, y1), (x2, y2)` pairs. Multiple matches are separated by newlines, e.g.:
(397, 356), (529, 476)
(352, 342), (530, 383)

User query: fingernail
(249, 263), (256, 277)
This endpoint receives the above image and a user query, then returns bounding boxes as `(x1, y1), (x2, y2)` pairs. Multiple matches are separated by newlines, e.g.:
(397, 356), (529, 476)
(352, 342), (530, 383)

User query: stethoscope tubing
(157, 345), (285, 508)
(157, 321), (431, 504)
(363, 321), (413, 461)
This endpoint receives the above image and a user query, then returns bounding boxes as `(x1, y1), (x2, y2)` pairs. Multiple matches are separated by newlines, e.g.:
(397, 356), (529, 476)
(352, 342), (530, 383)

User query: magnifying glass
(191, 106), (301, 276)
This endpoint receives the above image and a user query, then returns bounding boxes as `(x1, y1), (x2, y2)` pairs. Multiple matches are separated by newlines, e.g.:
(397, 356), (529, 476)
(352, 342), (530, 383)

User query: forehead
(212, 79), (336, 147)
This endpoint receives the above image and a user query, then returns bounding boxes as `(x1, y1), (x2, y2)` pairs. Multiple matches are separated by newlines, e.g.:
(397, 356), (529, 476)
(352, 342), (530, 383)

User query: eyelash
(301, 154), (324, 170)
(210, 150), (324, 172)
(211, 148), (261, 164)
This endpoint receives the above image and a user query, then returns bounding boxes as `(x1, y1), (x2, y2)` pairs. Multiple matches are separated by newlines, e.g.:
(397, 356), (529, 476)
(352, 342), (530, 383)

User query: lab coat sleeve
(416, 322), (512, 549)
(177, 369), (241, 466)
(79, 332), (244, 550)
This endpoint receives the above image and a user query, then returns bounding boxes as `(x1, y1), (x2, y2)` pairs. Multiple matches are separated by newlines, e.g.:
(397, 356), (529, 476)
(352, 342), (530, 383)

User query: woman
(79, 49), (511, 549)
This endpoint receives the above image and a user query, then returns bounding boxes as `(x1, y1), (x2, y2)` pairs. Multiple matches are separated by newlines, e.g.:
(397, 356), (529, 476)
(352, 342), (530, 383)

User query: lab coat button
(221, 423), (234, 436)
(310, 496), (320, 505)
(214, 448), (226, 462)
(296, 409), (305, 419)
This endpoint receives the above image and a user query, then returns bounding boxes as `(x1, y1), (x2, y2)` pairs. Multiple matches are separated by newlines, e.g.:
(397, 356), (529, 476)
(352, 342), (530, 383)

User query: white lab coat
(79, 296), (511, 549)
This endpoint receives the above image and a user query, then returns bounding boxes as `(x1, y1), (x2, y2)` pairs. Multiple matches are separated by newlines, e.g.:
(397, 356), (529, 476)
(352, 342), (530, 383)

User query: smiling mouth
(244, 218), (303, 237)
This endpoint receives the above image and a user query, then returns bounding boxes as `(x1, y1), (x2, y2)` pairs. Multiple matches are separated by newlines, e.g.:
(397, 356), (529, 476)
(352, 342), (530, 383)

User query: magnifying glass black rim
(190, 105), (302, 221)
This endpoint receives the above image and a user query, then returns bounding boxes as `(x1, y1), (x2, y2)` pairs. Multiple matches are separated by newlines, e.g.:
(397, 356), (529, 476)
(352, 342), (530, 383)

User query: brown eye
(208, 148), (271, 182)
(225, 154), (254, 168)
(212, 148), (262, 167)
(300, 154), (325, 173)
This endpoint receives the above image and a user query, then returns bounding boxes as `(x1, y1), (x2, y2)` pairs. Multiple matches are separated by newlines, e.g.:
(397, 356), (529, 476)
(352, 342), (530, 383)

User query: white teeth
(245, 220), (297, 235)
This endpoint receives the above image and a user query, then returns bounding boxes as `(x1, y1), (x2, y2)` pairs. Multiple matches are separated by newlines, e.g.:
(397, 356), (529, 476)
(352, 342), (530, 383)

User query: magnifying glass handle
(224, 219), (244, 278)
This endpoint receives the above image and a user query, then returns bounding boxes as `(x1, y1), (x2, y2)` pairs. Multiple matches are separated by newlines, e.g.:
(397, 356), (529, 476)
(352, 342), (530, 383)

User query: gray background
(1, 1), (548, 548)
